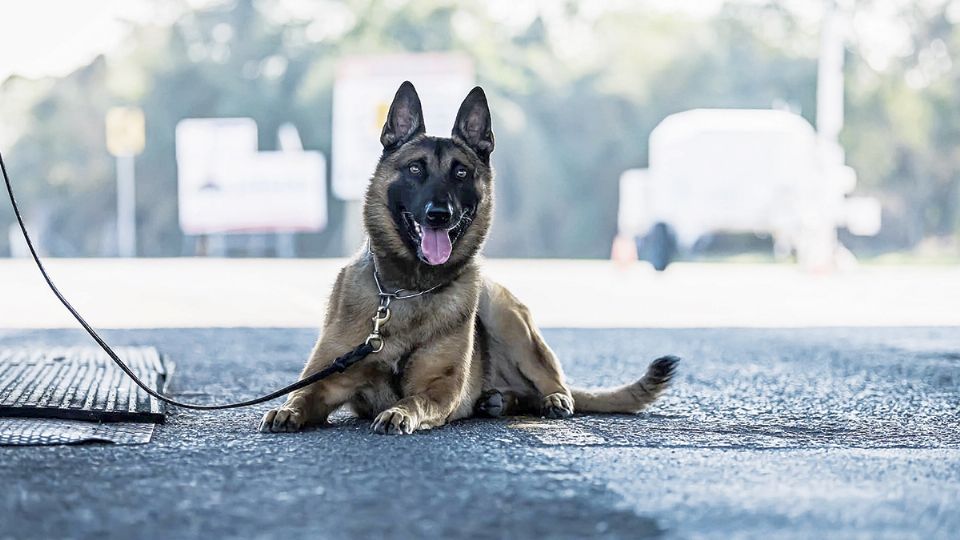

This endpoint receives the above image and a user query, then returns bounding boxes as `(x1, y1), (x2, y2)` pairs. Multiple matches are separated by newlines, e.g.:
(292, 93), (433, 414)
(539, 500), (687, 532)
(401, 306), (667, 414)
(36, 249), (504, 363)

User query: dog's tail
(570, 355), (679, 413)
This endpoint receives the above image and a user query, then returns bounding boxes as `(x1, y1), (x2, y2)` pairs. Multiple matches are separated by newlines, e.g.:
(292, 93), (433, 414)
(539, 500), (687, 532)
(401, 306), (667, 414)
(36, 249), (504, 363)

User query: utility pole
(105, 107), (146, 257)
(800, 0), (857, 271)
(817, 0), (846, 163)
(115, 153), (136, 257)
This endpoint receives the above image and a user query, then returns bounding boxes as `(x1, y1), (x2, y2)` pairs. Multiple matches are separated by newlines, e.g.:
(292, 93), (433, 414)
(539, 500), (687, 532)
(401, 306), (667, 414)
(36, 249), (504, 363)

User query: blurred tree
(844, 0), (960, 249)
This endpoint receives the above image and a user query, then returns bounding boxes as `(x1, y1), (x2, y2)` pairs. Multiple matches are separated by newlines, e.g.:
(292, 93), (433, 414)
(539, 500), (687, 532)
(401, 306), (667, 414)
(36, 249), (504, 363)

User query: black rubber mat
(0, 418), (155, 445)
(0, 347), (168, 423)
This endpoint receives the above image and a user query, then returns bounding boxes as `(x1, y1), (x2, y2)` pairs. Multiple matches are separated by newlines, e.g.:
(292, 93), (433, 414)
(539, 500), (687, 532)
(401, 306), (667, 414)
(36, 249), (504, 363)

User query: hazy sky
(0, 0), (741, 82)
(0, 0), (197, 81)
(0, 0), (943, 82)
(0, 0), (124, 80)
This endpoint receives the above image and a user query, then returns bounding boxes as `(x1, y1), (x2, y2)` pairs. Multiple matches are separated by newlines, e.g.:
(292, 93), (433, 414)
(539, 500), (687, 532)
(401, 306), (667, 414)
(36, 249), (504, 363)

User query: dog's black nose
(424, 202), (453, 227)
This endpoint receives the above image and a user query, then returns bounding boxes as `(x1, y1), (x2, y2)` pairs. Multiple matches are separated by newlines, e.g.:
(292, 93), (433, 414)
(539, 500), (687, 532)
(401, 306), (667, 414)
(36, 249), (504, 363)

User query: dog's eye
(408, 164), (422, 176)
(455, 167), (468, 179)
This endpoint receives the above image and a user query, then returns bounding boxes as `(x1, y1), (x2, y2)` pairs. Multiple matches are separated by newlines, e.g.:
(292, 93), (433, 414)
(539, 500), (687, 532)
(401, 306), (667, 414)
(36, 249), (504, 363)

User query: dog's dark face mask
(374, 82), (495, 266)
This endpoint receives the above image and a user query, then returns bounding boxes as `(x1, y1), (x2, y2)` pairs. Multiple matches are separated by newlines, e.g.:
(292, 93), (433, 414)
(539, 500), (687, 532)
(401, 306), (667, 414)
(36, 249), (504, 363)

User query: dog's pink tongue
(421, 227), (452, 265)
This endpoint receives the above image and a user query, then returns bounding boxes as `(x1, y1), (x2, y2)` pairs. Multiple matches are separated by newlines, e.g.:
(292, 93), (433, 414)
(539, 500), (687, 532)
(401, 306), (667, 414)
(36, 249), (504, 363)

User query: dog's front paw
(541, 392), (574, 419)
(372, 407), (417, 435)
(259, 405), (306, 433)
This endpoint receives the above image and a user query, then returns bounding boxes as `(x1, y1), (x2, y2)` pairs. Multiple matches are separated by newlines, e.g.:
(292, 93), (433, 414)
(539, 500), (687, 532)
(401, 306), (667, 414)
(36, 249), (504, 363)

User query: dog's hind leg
(474, 388), (542, 417)
(478, 281), (574, 419)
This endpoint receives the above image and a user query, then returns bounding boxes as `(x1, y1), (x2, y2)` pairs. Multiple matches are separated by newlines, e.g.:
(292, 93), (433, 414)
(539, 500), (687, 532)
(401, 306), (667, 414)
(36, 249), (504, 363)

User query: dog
(259, 81), (678, 434)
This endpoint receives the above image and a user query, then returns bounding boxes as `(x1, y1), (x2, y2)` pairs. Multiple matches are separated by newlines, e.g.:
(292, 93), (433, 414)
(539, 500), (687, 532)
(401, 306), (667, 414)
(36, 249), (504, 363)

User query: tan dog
(260, 82), (678, 434)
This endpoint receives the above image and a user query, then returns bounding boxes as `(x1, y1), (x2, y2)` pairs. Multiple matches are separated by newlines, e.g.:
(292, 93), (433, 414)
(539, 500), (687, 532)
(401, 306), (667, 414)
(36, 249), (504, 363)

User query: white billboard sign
(331, 53), (475, 200)
(176, 118), (327, 235)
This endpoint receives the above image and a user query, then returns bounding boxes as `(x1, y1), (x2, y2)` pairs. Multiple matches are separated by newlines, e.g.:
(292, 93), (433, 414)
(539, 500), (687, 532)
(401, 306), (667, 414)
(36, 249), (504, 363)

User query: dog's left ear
(381, 81), (426, 151)
(452, 87), (494, 163)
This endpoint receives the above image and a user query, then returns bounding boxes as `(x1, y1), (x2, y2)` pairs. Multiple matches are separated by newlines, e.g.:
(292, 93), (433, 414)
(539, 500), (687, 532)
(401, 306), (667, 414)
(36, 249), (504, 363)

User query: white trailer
(617, 108), (880, 270)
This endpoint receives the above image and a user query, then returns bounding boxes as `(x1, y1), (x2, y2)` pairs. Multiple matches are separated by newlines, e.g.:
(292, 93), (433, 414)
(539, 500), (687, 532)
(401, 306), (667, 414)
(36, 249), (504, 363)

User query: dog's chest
(380, 297), (434, 341)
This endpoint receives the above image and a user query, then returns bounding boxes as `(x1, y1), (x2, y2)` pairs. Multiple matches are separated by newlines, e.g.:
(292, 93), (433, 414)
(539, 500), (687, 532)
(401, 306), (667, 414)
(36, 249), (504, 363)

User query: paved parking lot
(2, 326), (958, 539)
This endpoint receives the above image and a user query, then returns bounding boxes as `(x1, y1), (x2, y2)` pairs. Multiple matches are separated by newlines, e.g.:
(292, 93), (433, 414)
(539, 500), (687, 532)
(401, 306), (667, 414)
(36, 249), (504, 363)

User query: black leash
(1, 147), (375, 410)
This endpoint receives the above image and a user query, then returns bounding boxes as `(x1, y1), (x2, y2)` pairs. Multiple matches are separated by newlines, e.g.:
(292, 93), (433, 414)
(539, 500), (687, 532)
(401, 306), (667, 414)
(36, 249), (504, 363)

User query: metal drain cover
(0, 347), (168, 423)
(0, 418), (156, 445)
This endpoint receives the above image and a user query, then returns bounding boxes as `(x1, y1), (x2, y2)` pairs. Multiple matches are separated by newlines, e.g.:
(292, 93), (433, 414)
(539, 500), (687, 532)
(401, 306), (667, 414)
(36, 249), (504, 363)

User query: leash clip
(365, 295), (392, 353)
(364, 333), (384, 353)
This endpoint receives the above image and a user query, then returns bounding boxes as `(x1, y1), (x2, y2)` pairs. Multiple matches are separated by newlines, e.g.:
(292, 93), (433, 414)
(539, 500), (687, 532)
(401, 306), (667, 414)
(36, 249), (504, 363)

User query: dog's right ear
(380, 81), (426, 151)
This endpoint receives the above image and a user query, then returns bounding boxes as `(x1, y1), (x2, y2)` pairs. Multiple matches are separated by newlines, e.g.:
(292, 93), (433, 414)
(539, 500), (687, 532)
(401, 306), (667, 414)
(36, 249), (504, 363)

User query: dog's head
(364, 81), (495, 269)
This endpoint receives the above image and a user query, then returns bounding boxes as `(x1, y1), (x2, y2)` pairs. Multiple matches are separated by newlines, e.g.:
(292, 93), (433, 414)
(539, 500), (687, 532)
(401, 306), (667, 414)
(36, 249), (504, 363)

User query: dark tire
(646, 222), (677, 271)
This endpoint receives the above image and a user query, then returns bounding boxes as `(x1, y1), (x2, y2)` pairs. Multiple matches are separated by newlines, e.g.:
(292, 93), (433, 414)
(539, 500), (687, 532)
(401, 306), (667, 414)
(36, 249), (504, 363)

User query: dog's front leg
(259, 334), (370, 433)
(371, 322), (473, 435)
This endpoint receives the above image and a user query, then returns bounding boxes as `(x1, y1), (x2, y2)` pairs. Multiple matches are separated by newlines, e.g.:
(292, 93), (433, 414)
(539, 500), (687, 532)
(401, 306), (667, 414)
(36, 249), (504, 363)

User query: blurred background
(1, 0), (958, 328)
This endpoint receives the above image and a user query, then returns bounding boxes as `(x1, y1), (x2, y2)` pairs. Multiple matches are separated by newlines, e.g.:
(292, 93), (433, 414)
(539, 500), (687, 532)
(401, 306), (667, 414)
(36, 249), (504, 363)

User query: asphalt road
(1, 327), (958, 539)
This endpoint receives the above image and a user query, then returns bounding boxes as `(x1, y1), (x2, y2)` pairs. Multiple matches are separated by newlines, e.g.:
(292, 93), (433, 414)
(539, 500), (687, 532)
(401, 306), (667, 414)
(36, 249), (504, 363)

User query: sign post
(105, 107), (146, 257)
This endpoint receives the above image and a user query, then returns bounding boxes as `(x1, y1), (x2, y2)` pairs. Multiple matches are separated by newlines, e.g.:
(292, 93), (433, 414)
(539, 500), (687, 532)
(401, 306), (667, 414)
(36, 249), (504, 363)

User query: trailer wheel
(646, 222), (677, 271)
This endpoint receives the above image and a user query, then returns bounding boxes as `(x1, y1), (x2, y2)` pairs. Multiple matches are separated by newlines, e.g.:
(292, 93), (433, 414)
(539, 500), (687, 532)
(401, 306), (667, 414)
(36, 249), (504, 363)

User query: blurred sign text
(331, 53), (474, 200)
(176, 118), (327, 235)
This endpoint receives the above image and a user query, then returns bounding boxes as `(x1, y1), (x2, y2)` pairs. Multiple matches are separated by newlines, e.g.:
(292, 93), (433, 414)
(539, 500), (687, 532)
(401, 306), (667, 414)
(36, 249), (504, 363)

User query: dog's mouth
(400, 208), (474, 266)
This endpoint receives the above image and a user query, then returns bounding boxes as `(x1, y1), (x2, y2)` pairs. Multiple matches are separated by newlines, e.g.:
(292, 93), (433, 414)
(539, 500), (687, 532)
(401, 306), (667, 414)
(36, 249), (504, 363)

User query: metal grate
(0, 347), (168, 423)
(0, 418), (155, 445)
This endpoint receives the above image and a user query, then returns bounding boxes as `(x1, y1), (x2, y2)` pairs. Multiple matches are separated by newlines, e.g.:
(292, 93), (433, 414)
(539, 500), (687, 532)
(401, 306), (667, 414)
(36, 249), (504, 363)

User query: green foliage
(843, 0), (960, 247)
(0, 0), (956, 257)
